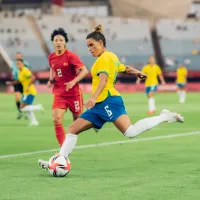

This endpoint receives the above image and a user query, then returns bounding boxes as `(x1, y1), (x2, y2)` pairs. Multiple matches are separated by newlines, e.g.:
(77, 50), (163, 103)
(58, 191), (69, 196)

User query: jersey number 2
(74, 101), (80, 111)
(56, 68), (62, 77)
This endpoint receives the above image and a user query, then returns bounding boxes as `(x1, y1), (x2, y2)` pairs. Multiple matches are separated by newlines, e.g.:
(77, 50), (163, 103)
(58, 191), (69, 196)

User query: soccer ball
(48, 154), (71, 177)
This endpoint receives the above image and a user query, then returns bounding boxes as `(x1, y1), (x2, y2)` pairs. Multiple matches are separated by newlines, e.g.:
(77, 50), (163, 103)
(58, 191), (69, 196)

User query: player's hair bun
(92, 24), (102, 33)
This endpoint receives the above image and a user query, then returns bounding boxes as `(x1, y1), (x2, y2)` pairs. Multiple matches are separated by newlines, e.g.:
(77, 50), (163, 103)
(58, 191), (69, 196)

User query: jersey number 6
(56, 68), (62, 77)
(104, 105), (113, 117)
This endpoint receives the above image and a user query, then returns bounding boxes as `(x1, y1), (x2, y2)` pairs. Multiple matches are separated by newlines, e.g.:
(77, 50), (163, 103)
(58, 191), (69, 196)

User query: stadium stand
(156, 19), (200, 71)
(36, 15), (154, 69)
(0, 16), (48, 71)
(109, 0), (191, 18)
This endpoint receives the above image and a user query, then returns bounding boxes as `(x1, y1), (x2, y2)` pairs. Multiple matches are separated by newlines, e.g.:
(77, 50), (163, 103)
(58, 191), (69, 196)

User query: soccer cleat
(147, 110), (156, 115)
(17, 113), (23, 120)
(39, 104), (45, 114)
(28, 121), (39, 126)
(160, 109), (184, 123)
(38, 159), (49, 170)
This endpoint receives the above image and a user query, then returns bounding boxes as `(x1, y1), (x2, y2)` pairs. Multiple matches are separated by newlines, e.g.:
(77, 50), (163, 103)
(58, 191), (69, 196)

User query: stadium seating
(156, 19), (200, 71)
(0, 17), (48, 71)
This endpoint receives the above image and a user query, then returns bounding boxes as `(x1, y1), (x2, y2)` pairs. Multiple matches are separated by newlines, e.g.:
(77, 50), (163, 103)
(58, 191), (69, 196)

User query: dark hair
(51, 28), (68, 43)
(16, 58), (23, 63)
(86, 24), (106, 47)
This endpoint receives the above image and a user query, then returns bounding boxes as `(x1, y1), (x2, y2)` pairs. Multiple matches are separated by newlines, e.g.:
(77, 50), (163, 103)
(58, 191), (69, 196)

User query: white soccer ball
(48, 154), (71, 177)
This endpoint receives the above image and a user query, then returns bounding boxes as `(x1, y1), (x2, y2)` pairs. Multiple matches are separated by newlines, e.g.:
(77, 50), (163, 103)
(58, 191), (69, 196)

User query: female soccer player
(48, 28), (88, 146)
(7, 59), (43, 126)
(176, 64), (188, 103)
(39, 25), (184, 170)
(136, 56), (166, 115)
(11, 52), (30, 119)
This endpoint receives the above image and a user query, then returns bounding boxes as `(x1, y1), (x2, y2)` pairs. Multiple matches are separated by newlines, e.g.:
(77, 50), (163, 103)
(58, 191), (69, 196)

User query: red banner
(34, 83), (200, 93)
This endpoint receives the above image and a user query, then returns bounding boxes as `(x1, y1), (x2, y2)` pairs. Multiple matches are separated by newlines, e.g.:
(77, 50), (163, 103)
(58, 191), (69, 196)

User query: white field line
(0, 131), (200, 159)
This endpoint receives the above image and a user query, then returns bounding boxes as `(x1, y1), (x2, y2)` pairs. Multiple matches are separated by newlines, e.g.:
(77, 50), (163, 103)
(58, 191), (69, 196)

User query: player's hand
(64, 80), (76, 91)
(161, 81), (166, 85)
(136, 72), (147, 81)
(85, 96), (96, 109)
(47, 80), (53, 88)
(5, 81), (12, 86)
(25, 86), (30, 92)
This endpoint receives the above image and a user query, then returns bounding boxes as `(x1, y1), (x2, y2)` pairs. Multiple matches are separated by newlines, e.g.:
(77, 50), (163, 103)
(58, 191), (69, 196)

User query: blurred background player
(176, 64), (188, 103)
(136, 56), (166, 115)
(39, 25), (184, 170)
(7, 59), (43, 126)
(11, 52), (30, 119)
(47, 28), (88, 146)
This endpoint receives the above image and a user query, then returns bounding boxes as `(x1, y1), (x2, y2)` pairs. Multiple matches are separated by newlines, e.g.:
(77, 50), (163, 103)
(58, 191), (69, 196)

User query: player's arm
(157, 66), (165, 85)
(73, 66), (88, 84)
(85, 73), (108, 109)
(26, 74), (35, 92)
(6, 80), (20, 85)
(125, 66), (147, 81)
(65, 66), (88, 91)
(47, 68), (55, 88)
(158, 74), (166, 85)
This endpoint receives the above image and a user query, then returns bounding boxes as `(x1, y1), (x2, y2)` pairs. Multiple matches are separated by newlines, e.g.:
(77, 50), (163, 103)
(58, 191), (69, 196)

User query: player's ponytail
(86, 24), (106, 47)
(92, 24), (103, 33)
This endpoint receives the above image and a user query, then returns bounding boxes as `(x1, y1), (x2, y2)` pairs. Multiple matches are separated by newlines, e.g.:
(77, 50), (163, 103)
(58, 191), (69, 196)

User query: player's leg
(113, 110), (184, 138)
(39, 116), (95, 169)
(20, 95), (39, 126)
(14, 83), (23, 119)
(53, 108), (66, 146)
(146, 86), (157, 115)
(58, 118), (94, 158)
(179, 85), (186, 103)
(15, 91), (22, 119)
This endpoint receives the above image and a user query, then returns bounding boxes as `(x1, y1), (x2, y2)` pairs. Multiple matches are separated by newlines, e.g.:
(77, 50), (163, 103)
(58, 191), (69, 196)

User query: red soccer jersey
(48, 50), (85, 97)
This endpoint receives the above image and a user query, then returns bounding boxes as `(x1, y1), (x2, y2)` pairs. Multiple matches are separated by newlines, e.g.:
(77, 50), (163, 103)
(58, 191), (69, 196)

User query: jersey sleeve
(156, 65), (162, 75)
(142, 66), (148, 74)
(96, 55), (110, 76)
(69, 52), (85, 70)
(118, 62), (126, 72)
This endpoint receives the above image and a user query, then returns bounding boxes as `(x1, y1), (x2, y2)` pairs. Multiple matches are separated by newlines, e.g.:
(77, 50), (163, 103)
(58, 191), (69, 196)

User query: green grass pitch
(0, 92), (200, 200)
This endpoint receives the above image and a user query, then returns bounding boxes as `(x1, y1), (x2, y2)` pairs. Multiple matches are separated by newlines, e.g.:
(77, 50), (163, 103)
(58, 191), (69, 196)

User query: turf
(0, 92), (200, 200)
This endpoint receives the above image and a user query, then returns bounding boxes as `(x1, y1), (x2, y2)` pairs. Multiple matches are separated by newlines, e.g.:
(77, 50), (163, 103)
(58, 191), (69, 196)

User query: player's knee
(124, 125), (139, 138)
(53, 115), (62, 124)
(148, 93), (153, 98)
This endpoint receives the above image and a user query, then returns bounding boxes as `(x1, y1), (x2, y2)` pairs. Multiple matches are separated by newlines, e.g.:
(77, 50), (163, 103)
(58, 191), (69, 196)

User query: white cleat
(160, 109), (184, 123)
(39, 104), (45, 114)
(28, 121), (39, 126)
(38, 159), (49, 170)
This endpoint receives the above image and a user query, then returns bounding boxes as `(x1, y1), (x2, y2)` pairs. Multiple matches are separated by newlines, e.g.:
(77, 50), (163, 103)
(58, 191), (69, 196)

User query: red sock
(54, 124), (65, 146)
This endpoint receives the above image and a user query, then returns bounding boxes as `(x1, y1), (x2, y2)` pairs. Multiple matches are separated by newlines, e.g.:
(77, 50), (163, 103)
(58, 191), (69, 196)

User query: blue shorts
(177, 83), (186, 88)
(21, 94), (35, 105)
(145, 85), (158, 94)
(80, 96), (127, 129)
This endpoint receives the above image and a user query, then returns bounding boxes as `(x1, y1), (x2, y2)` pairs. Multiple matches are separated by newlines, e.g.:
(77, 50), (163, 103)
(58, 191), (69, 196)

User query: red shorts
(52, 95), (83, 115)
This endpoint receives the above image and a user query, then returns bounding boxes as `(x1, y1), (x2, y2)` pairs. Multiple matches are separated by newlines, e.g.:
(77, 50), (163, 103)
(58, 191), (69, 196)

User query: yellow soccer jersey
(176, 67), (187, 84)
(91, 51), (126, 103)
(18, 67), (37, 95)
(142, 64), (162, 87)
